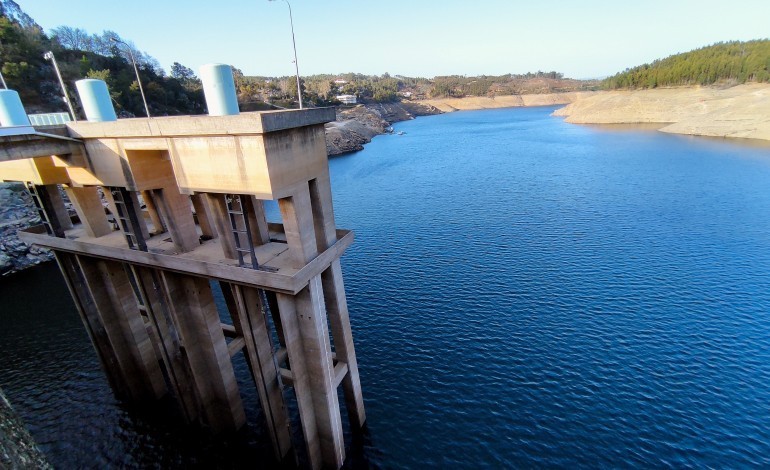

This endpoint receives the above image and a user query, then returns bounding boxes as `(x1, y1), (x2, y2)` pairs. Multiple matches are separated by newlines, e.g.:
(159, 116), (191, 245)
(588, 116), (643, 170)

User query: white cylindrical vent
(0, 89), (30, 127)
(200, 63), (239, 116)
(75, 79), (117, 122)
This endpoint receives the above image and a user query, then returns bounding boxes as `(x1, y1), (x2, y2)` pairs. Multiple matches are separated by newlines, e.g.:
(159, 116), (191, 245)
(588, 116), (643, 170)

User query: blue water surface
(330, 107), (770, 468)
(2, 106), (770, 468)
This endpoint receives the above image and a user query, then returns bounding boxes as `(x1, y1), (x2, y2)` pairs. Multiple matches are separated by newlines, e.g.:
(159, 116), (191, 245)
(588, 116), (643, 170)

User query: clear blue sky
(16, 0), (770, 79)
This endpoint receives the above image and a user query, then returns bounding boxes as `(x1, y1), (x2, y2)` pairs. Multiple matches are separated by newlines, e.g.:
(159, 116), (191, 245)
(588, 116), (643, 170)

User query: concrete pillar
(278, 183), (345, 469)
(152, 186), (198, 252)
(44, 184), (74, 232)
(54, 252), (125, 394)
(191, 194), (217, 239)
(140, 190), (166, 235)
(226, 283), (293, 461)
(132, 266), (201, 423)
(309, 174), (367, 428)
(158, 270), (245, 432)
(205, 193), (238, 259)
(65, 186), (111, 238)
(75, 256), (167, 401)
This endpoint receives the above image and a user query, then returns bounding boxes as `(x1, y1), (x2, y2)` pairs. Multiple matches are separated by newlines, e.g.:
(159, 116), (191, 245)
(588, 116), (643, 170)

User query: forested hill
(0, 0), (205, 117)
(603, 40), (770, 89)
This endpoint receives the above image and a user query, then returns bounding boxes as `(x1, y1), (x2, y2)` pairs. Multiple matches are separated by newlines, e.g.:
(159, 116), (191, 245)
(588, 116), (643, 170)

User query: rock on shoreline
(325, 102), (441, 156)
(553, 83), (770, 141)
(0, 388), (52, 469)
(0, 183), (54, 276)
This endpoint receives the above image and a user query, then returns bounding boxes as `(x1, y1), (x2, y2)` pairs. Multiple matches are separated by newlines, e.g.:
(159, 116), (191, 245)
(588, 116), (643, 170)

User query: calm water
(2, 106), (770, 467)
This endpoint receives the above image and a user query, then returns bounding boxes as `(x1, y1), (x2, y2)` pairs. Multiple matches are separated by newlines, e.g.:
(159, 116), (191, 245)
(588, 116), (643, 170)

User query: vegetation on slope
(0, 0), (593, 116)
(0, 0), (205, 117)
(603, 40), (770, 89)
(237, 71), (598, 107)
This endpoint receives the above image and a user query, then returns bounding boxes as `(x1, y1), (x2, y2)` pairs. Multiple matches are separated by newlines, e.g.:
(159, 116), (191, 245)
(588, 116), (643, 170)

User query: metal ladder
(25, 182), (64, 238)
(225, 194), (260, 269)
(109, 187), (147, 252)
(225, 194), (290, 454)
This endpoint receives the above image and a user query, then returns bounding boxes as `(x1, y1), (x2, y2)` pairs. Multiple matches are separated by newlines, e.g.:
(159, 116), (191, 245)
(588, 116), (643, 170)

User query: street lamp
(109, 37), (151, 117)
(268, 0), (303, 109)
(43, 51), (78, 121)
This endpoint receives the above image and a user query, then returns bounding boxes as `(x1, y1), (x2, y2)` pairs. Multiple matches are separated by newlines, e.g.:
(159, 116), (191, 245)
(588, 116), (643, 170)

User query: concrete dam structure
(0, 79), (365, 468)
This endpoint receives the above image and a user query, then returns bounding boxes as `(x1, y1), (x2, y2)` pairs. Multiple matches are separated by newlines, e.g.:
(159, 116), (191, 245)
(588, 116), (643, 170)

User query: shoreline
(554, 83), (770, 142)
(325, 91), (592, 156)
(324, 84), (770, 158)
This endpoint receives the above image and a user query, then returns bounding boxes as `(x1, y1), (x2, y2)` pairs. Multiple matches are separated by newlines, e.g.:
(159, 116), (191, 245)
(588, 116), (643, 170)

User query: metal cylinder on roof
(75, 79), (117, 122)
(200, 63), (240, 116)
(0, 89), (31, 127)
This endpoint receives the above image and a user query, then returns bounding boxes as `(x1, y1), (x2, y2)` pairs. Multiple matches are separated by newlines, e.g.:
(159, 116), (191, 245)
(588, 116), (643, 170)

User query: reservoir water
(2, 106), (770, 467)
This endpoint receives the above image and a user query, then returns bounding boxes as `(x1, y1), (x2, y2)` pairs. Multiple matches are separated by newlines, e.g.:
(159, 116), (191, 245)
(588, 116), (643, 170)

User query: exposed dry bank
(554, 84), (770, 141)
(417, 92), (596, 112)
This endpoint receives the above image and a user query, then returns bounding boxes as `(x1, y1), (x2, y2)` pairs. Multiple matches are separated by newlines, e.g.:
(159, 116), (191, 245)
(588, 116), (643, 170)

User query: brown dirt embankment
(553, 84), (770, 141)
(417, 92), (595, 112)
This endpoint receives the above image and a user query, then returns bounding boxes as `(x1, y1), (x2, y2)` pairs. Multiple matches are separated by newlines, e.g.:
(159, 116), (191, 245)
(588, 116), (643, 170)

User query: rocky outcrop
(0, 388), (52, 469)
(0, 183), (55, 276)
(553, 84), (770, 141)
(325, 102), (442, 156)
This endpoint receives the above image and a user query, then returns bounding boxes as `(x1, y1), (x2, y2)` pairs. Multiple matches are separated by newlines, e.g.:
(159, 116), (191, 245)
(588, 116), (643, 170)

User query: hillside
(603, 40), (770, 89)
(0, 0), (205, 117)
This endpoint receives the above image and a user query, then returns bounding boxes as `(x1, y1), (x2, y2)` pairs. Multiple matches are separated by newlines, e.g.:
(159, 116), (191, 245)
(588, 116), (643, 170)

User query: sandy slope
(416, 92), (596, 112)
(553, 84), (770, 141)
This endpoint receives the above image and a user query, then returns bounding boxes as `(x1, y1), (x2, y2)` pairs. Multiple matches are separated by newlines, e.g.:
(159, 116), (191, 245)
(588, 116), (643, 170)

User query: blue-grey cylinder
(200, 63), (240, 116)
(75, 79), (117, 122)
(0, 89), (30, 126)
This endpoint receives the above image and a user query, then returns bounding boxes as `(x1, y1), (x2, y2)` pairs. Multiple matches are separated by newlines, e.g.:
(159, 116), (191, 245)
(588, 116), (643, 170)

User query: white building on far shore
(336, 94), (357, 104)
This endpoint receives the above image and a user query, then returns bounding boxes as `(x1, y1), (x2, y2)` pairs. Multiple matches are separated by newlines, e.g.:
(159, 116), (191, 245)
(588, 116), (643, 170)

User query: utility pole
(110, 38), (151, 117)
(43, 51), (78, 121)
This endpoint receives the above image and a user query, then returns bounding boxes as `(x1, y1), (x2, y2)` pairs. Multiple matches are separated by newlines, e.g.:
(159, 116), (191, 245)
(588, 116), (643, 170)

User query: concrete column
(65, 186), (111, 238)
(132, 266), (200, 423)
(158, 270), (245, 432)
(152, 186), (198, 253)
(44, 184), (74, 231)
(54, 252), (125, 394)
(309, 174), (367, 428)
(75, 256), (167, 401)
(278, 183), (345, 469)
(245, 196), (270, 246)
(227, 283), (293, 461)
(191, 194), (217, 239)
(140, 190), (166, 235)
(204, 193), (238, 259)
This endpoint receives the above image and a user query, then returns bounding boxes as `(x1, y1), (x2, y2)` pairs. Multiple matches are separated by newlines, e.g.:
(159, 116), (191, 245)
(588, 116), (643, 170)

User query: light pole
(0, 40), (8, 89)
(110, 37), (151, 117)
(268, 0), (303, 109)
(43, 51), (78, 121)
